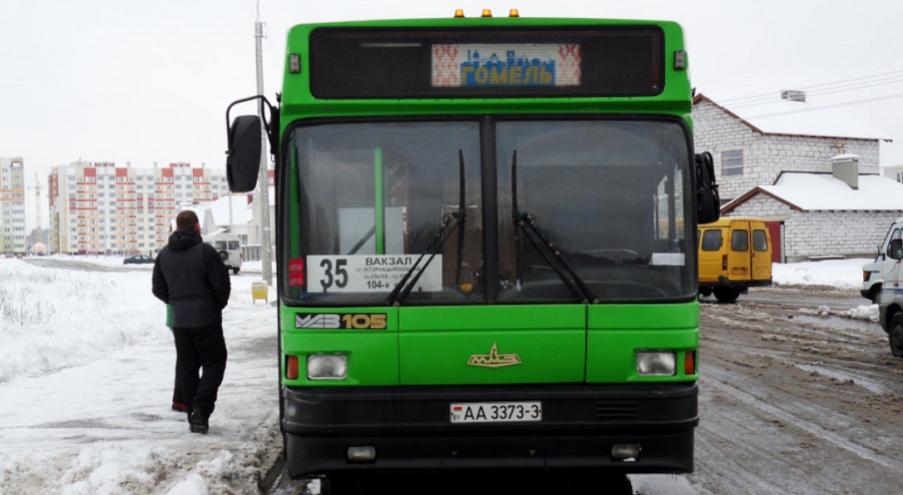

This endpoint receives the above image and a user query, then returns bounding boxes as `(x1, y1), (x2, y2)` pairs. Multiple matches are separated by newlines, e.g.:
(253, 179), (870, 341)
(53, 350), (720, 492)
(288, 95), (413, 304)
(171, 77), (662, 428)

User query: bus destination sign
(310, 27), (663, 98)
(307, 254), (443, 293)
(432, 44), (581, 88)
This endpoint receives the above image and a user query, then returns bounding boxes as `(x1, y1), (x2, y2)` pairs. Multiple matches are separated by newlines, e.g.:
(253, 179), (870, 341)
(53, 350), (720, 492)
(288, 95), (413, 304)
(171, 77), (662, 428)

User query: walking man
(152, 210), (231, 433)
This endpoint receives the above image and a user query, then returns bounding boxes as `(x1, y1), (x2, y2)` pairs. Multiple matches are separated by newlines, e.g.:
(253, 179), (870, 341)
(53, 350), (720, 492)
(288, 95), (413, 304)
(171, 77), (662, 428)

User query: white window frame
(721, 149), (744, 176)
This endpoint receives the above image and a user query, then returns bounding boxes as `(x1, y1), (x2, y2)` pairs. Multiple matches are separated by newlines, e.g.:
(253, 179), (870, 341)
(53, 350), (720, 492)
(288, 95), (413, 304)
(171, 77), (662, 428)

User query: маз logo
(467, 343), (521, 368)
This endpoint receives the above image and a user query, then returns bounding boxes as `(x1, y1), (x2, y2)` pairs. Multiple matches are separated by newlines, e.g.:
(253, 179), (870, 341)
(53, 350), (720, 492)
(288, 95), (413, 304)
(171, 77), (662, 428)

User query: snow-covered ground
(768, 258), (879, 322)
(772, 257), (870, 290)
(0, 258), (279, 494)
(46, 254), (155, 270)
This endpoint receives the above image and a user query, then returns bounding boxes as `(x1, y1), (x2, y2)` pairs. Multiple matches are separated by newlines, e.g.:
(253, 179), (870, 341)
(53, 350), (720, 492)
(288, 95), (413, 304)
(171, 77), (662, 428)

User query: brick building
(722, 156), (903, 261)
(693, 93), (897, 260)
(692, 93), (884, 202)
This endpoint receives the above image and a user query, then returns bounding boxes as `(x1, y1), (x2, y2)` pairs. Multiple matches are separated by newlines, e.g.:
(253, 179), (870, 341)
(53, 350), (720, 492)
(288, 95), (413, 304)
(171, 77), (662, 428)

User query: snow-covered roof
(195, 194), (253, 228)
(695, 93), (890, 142)
(723, 172), (903, 212)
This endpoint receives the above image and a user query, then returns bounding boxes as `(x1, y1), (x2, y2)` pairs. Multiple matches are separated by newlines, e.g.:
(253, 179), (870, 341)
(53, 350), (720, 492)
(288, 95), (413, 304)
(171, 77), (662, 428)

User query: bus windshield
(289, 122), (484, 305)
(287, 119), (692, 305)
(496, 120), (693, 302)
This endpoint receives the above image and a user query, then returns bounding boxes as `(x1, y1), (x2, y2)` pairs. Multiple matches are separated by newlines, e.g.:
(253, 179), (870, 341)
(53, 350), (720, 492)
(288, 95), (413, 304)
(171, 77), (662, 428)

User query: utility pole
(255, 0), (273, 284)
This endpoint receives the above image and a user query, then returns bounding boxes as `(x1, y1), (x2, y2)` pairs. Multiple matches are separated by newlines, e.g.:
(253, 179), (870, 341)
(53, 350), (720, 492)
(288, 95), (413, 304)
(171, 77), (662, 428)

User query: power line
(719, 68), (903, 105)
(745, 92), (903, 119)
(728, 75), (903, 109)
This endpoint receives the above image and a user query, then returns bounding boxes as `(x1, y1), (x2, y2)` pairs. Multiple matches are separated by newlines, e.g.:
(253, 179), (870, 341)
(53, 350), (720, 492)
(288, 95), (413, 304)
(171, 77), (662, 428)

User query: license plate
(449, 401), (542, 423)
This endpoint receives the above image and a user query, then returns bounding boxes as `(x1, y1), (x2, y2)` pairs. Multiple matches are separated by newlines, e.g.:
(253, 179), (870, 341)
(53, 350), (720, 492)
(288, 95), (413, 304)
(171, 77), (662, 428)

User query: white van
(208, 233), (242, 275)
(877, 234), (903, 357)
(862, 218), (903, 302)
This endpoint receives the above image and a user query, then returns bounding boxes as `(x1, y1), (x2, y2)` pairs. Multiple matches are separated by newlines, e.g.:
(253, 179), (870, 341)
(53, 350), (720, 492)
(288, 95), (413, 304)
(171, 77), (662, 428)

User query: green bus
(225, 12), (720, 484)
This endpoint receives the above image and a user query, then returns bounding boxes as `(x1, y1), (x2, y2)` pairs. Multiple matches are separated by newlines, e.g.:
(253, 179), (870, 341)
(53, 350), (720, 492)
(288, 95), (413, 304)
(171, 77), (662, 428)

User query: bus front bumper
(282, 383), (697, 477)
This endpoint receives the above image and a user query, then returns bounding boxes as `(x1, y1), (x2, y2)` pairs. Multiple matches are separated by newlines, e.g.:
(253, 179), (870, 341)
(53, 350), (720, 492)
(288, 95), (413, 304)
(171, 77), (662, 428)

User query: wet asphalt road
(726, 285), (867, 311)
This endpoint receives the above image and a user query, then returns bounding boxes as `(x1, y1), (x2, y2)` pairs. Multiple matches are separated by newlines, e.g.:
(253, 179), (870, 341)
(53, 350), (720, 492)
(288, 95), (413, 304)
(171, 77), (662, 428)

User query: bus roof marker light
(454, 9), (464, 18)
(509, 9), (520, 17)
(481, 9), (492, 17)
(674, 50), (687, 71)
(289, 53), (301, 74)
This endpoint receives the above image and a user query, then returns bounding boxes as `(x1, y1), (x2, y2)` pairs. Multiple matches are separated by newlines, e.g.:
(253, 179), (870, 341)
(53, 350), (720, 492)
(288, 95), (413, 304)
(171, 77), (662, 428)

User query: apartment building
(0, 157), (26, 254)
(49, 162), (228, 254)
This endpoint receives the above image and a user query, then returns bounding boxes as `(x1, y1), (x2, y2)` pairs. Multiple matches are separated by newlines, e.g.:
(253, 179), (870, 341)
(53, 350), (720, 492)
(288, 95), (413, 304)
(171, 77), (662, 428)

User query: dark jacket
(152, 229), (231, 328)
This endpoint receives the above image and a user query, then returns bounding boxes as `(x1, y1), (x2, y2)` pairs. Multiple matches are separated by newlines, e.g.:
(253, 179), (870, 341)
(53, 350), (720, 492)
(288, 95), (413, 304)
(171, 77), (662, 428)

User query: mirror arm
(225, 95), (279, 154)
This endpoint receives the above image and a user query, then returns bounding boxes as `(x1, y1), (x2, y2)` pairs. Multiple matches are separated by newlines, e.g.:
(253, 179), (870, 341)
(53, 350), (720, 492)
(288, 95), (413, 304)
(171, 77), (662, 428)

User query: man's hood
(167, 229), (203, 252)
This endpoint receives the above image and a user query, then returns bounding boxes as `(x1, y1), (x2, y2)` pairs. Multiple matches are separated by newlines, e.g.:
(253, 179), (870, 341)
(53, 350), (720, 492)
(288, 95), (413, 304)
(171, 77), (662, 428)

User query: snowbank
(799, 304), (879, 323)
(0, 259), (162, 382)
(0, 260), (279, 493)
(772, 258), (870, 290)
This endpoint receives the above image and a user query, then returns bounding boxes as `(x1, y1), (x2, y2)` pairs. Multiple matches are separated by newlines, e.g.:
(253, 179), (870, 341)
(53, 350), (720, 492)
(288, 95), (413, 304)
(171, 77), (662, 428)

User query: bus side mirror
(888, 239), (903, 260)
(226, 115), (262, 193)
(695, 151), (720, 224)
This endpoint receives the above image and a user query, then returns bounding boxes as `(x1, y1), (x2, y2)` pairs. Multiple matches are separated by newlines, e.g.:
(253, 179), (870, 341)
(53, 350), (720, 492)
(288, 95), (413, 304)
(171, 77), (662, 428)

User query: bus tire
(713, 287), (740, 303)
(890, 313), (903, 357)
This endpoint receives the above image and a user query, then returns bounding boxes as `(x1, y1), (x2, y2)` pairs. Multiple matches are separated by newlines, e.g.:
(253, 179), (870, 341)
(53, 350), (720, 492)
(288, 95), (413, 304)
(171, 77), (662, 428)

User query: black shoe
(189, 409), (209, 434)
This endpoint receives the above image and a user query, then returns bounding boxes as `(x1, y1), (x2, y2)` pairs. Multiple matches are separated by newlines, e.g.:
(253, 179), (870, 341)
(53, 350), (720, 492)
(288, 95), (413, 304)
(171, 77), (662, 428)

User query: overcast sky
(3, 0), (903, 229)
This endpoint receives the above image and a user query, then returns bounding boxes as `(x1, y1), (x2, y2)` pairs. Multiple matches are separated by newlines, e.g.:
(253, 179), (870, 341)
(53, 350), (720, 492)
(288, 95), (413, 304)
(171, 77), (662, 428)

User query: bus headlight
(307, 354), (348, 380)
(636, 352), (675, 376)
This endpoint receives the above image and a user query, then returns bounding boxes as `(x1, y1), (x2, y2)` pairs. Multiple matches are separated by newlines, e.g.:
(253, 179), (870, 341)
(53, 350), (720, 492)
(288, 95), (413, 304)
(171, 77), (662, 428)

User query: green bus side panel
(398, 305), (585, 385)
(280, 306), (399, 387)
(586, 303), (698, 383)
(587, 302), (699, 329)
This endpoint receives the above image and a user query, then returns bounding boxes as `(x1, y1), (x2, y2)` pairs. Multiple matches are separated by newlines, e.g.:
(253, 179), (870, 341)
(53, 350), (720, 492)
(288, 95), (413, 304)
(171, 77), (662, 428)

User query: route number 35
(319, 258), (348, 290)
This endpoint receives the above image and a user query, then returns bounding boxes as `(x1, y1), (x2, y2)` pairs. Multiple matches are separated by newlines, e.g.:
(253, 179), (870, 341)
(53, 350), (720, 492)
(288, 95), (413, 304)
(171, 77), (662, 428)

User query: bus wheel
(890, 314), (903, 357)
(713, 287), (740, 303)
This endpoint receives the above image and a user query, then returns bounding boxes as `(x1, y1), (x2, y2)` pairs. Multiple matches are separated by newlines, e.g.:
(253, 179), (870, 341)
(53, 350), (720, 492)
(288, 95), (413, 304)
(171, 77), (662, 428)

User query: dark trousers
(170, 328), (184, 405)
(173, 322), (228, 417)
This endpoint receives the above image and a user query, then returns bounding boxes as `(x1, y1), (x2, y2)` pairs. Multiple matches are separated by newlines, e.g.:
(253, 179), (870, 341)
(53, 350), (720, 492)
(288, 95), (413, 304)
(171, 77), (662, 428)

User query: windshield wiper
(511, 150), (598, 303)
(385, 150), (466, 306)
(346, 226), (376, 255)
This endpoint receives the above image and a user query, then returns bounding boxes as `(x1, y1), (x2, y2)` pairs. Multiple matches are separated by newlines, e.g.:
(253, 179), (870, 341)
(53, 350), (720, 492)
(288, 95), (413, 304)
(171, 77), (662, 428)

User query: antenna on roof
(781, 90), (806, 103)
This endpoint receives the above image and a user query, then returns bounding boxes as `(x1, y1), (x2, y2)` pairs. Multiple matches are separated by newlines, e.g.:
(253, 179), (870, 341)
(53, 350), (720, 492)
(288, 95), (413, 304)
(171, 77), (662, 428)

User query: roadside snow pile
(772, 258), (870, 290)
(842, 304), (880, 323)
(798, 304), (879, 323)
(0, 261), (280, 493)
(0, 259), (162, 382)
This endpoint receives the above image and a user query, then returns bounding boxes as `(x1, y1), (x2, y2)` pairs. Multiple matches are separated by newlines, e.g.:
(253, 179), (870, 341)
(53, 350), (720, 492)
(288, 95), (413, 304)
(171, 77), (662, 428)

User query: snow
(831, 153), (860, 162)
(749, 172), (903, 211)
(0, 259), (161, 382)
(0, 259), (279, 493)
(772, 257), (870, 289)
(843, 304), (880, 323)
(195, 194), (253, 229)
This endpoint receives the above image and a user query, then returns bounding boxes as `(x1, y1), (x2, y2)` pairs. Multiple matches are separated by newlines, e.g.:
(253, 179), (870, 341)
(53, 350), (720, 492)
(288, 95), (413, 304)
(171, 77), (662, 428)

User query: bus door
(728, 221), (751, 282)
(750, 221), (772, 281)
